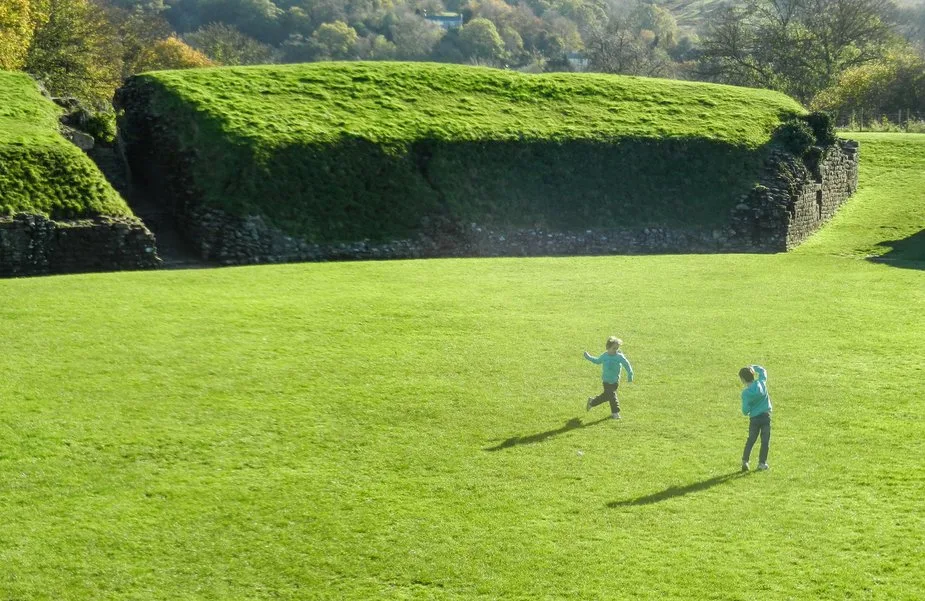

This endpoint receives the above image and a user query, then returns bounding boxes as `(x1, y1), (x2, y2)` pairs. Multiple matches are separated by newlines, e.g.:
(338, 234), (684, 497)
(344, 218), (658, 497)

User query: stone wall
(0, 214), (160, 277)
(154, 140), (858, 264)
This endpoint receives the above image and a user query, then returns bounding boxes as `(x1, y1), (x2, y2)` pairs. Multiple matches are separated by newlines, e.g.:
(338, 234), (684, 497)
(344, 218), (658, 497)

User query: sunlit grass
(0, 122), (922, 601)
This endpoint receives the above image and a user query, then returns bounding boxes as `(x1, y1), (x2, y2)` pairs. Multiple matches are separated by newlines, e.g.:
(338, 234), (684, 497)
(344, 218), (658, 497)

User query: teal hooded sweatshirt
(741, 365), (772, 417)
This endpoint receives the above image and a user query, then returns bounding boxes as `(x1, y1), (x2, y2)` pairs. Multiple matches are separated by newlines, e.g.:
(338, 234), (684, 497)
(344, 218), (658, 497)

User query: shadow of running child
(607, 471), (747, 507)
(484, 416), (612, 452)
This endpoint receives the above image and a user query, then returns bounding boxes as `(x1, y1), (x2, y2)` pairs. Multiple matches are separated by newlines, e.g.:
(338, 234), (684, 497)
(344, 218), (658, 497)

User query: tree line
(2, 0), (923, 128)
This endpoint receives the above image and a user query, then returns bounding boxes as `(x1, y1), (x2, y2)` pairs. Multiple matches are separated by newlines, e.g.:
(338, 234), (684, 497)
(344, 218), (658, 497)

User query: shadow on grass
(484, 416), (612, 451)
(867, 229), (925, 270)
(607, 471), (746, 507)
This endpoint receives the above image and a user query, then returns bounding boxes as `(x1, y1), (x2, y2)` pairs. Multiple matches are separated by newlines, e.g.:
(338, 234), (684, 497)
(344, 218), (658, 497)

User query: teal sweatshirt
(587, 351), (634, 385)
(741, 365), (772, 417)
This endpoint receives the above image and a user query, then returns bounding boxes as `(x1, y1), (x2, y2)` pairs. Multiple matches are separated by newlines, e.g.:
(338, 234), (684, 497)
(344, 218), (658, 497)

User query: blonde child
(583, 336), (634, 419)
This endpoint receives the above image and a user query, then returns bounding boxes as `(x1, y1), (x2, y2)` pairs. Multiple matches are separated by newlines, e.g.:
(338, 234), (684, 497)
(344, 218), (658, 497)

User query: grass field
(0, 134), (922, 600)
(0, 71), (130, 219)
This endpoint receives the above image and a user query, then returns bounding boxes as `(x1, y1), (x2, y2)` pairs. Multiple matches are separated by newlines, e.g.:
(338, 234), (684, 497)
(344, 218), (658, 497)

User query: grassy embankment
(0, 134), (922, 600)
(0, 71), (130, 219)
(119, 62), (805, 242)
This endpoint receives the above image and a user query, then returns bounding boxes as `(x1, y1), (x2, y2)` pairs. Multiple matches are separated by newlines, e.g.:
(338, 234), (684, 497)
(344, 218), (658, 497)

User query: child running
(583, 336), (634, 419)
(739, 365), (772, 472)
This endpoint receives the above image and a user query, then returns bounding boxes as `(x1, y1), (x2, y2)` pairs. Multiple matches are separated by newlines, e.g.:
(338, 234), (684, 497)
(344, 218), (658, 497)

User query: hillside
(0, 71), (131, 219)
(118, 61), (806, 245)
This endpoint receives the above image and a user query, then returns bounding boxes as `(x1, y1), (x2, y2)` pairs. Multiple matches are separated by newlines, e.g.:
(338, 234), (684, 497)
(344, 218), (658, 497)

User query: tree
(699, 0), (897, 102)
(133, 36), (215, 72)
(185, 22), (276, 65)
(0, 0), (36, 70)
(106, 5), (174, 76)
(388, 11), (443, 60)
(584, 13), (674, 77)
(24, 0), (124, 105)
(811, 47), (925, 120)
(310, 20), (358, 59)
(459, 17), (506, 62)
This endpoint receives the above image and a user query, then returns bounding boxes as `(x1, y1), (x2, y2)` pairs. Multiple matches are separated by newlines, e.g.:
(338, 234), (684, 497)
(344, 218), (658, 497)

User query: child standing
(739, 365), (772, 471)
(584, 336), (634, 419)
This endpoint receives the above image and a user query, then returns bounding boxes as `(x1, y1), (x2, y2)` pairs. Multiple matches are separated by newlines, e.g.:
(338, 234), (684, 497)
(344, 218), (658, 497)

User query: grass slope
(138, 62), (802, 147)
(0, 137), (922, 600)
(796, 133), (925, 264)
(0, 71), (131, 219)
(120, 62), (805, 241)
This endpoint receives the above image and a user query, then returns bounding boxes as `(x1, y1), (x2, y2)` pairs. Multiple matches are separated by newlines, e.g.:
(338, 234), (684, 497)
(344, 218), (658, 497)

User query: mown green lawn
(0, 135), (922, 600)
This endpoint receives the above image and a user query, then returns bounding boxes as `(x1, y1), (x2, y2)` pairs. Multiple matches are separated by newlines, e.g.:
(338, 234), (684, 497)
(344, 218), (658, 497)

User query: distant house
(423, 11), (464, 30)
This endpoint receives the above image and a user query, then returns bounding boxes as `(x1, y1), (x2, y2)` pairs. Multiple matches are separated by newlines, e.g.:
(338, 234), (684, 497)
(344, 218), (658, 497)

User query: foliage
(699, 0), (898, 103)
(309, 20), (359, 60)
(774, 118), (817, 156)
(84, 109), (118, 143)
(24, 0), (124, 105)
(185, 22), (276, 65)
(0, 0), (36, 70)
(132, 36), (215, 72)
(117, 61), (805, 243)
(106, 4), (174, 76)
(0, 135), (923, 600)
(458, 17), (506, 62)
(810, 49), (925, 122)
(0, 70), (131, 217)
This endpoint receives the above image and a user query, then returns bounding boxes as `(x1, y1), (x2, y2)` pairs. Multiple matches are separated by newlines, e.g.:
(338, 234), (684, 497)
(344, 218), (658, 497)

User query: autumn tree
(24, 0), (123, 105)
(0, 0), (37, 70)
(133, 36), (214, 72)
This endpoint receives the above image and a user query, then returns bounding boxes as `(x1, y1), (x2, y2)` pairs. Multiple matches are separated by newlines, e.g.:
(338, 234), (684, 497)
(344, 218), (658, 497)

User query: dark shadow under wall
(868, 229), (925, 270)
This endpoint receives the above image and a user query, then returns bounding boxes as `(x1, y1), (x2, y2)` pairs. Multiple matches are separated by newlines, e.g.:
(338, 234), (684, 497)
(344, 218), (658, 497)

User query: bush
(85, 110), (117, 144)
(774, 118), (816, 156)
(804, 112), (836, 146)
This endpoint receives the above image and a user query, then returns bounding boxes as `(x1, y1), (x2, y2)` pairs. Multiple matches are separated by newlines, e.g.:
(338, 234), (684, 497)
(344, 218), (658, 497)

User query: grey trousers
(589, 382), (620, 414)
(743, 412), (771, 464)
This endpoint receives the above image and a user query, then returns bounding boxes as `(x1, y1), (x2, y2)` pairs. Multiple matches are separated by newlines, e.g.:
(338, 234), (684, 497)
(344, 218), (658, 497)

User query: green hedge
(0, 71), (131, 219)
(118, 62), (807, 242)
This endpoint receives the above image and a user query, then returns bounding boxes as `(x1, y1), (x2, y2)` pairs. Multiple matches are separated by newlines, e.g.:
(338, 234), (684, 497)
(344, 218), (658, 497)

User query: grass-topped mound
(118, 62), (806, 243)
(0, 71), (131, 220)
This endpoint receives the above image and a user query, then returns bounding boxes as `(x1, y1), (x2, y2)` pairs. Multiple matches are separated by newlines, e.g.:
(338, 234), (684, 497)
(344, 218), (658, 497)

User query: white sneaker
(611, 412), (621, 420)
(757, 463), (769, 471)
(586, 397), (593, 411)
(741, 461), (750, 472)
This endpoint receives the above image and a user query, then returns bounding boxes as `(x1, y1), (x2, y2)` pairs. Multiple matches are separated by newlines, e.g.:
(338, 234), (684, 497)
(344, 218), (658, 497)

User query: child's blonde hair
(606, 336), (622, 350)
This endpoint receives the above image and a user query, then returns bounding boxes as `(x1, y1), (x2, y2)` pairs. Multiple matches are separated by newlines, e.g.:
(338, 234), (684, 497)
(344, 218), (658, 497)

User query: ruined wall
(143, 139), (859, 264)
(0, 214), (160, 277)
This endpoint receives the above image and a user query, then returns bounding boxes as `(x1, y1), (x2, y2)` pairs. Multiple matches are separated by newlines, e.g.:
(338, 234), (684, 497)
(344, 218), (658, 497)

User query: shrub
(774, 118), (816, 156)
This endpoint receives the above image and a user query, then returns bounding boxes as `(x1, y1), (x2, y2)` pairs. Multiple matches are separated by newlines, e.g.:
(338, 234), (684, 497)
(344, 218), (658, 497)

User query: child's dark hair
(739, 367), (755, 383)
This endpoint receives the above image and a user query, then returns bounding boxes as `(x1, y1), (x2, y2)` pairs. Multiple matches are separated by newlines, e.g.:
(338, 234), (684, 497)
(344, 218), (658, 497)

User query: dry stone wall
(151, 139), (859, 264)
(0, 214), (160, 277)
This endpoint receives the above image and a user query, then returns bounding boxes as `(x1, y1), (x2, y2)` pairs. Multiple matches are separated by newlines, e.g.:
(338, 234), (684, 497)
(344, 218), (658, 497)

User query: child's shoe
(586, 397), (593, 411)
(611, 412), (621, 420)
(757, 463), (769, 471)
(741, 461), (750, 472)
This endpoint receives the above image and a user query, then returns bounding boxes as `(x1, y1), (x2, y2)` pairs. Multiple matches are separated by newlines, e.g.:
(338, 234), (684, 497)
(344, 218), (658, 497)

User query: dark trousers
(743, 412), (771, 464)
(589, 382), (620, 414)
